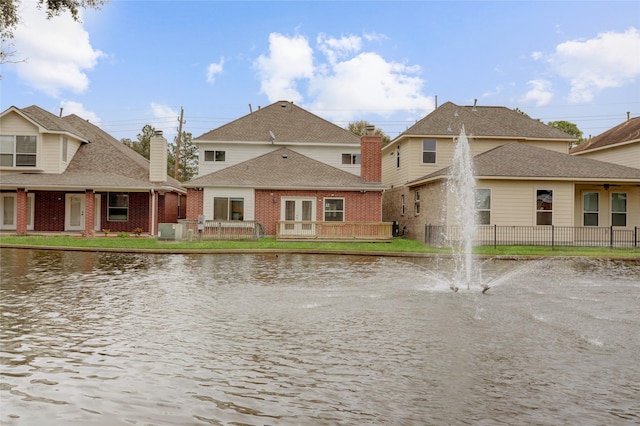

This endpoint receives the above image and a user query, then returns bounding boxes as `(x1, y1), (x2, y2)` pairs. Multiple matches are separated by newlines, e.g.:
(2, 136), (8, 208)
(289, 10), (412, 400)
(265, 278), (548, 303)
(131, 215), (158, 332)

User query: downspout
(150, 189), (156, 236)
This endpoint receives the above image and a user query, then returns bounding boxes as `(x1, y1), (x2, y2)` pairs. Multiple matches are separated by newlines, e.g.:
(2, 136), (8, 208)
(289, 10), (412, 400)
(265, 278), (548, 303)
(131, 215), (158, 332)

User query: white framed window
(204, 150), (226, 162)
(108, 192), (129, 221)
(214, 197), (244, 220)
(324, 198), (344, 221)
(341, 153), (360, 165)
(422, 139), (436, 164)
(536, 189), (553, 225)
(611, 192), (627, 227)
(0, 135), (37, 167)
(396, 146), (401, 168)
(0, 193), (35, 230)
(401, 194), (405, 216)
(475, 188), (491, 225)
(583, 192), (599, 226)
(414, 190), (421, 215)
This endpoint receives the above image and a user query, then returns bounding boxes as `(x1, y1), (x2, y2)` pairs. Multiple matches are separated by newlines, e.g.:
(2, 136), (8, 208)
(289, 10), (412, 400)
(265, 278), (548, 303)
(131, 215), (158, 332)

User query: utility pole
(174, 107), (184, 180)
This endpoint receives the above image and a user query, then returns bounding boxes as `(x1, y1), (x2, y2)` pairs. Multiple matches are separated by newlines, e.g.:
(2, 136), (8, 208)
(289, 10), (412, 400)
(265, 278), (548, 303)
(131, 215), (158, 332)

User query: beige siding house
(382, 101), (577, 236)
(570, 116), (640, 169)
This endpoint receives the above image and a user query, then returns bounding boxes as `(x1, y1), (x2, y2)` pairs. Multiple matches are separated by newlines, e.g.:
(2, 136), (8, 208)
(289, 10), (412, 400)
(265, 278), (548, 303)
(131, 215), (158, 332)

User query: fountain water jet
(448, 126), (478, 291)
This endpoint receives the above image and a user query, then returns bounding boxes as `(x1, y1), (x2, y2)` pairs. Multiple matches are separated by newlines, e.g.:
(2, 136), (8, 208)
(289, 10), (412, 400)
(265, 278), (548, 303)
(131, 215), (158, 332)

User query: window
(583, 192), (599, 226)
(475, 189), (491, 225)
(204, 150), (225, 162)
(108, 192), (129, 221)
(0, 193), (35, 230)
(214, 197), (244, 220)
(536, 189), (553, 225)
(324, 198), (344, 221)
(0, 135), (37, 167)
(396, 146), (401, 168)
(611, 193), (627, 227)
(341, 153), (360, 165)
(414, 190), (421, 215)
(422, 139), (436, 164)
(62, 137), (68, 162)
(401, 194), (405, 216)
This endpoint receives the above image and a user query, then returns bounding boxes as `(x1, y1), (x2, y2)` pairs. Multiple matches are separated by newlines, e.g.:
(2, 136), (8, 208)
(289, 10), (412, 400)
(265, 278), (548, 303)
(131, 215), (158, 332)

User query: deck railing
(425, 224), (639, 249)
(276, 221), (393, 241)
(178, 220), (265, 241)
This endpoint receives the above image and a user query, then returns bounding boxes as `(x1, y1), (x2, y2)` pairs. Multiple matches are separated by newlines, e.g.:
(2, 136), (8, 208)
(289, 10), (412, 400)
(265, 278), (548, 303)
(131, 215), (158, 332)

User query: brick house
(183, 101), (388, 240)
(0, 106), (186, 236)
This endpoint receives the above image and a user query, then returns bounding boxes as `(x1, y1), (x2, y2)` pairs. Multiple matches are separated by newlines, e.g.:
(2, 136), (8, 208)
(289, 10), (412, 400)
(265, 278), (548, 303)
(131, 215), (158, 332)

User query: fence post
(494, 224), (497, 249)
(551, 225), (554, 249)
(635, 226), (638, 249)
(610, 225), (613, 249)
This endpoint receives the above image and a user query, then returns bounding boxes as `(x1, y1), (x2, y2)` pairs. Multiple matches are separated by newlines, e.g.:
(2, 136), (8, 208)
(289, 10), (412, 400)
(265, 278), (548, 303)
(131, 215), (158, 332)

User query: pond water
(1, 248), (639, 425)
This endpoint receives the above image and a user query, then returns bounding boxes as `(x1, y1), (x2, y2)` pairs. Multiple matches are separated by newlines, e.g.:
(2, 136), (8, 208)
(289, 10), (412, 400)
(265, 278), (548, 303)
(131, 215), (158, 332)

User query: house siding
(574, 184), (640, 228)
(0, 111), (40, 175)
(574, 143), (640, 170)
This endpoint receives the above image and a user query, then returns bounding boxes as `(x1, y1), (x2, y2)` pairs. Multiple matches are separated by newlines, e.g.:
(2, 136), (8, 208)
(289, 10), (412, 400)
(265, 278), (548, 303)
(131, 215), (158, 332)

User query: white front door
(281, 198), (315, 236)
(65, 194), (85, 231)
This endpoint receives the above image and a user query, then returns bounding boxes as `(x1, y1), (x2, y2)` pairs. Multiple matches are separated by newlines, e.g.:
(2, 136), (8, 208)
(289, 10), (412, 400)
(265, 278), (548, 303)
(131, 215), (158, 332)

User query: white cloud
(10, 1), (104, 97)
(254, 32), (433, 122)
(254, 33), (314, 103)
(206, 57), (224, 84)
(520, 79), (554, 106)
(60, 100), (100, 124)
(531, 51), (543, 61)
(550, 27), (640, 103)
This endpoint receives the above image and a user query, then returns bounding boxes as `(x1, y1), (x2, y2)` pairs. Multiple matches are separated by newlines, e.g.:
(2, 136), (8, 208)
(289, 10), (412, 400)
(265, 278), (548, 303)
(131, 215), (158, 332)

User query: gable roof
(195, 100), (360, 145)
(395, 101), (576, 141)
(0, 110), (184, 192)
(184, 147), (384, 191)
(3, 105), (88, 141)
(408, 142), (640, 186)
(570, 116), (640, 154)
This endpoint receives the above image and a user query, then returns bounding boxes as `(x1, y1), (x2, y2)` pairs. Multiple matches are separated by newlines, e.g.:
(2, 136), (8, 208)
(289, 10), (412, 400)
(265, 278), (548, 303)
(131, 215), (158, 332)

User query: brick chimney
(360, 125), (382, 183)
(149, 130), (168, 182)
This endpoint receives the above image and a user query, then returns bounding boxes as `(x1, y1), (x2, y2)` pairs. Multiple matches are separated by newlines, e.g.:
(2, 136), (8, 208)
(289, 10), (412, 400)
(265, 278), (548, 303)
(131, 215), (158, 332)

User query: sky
(2, 0), (639, 144)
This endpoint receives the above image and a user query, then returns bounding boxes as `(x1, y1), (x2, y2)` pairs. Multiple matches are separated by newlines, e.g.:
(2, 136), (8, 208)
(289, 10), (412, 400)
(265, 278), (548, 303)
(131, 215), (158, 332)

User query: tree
(168, 131), (198, 182)
(1, 0), (107, 63)
(347, 120), (391, 146)
(548, 120), (584, 146)
(122, 124), (155, 159)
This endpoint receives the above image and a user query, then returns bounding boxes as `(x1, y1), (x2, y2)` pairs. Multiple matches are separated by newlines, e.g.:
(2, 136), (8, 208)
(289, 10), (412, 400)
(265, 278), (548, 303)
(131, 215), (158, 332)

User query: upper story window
(341, 153), (361, 165)
(0, 135), (37, 167)
(204, 150), (225, 162)
(422, 139), (436, 164)
(396, 146), (401, 168)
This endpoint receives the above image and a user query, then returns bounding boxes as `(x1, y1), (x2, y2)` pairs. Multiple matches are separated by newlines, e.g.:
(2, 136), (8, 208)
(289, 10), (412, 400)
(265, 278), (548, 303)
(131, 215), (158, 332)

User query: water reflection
(1, 248), (639, 425)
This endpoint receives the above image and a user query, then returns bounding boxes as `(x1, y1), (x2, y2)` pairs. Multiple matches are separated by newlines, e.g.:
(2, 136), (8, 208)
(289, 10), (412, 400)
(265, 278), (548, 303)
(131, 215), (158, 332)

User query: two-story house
(0, 105), (185, 236)
(183, 100), (388, 240)
(382, 101), (640, 243)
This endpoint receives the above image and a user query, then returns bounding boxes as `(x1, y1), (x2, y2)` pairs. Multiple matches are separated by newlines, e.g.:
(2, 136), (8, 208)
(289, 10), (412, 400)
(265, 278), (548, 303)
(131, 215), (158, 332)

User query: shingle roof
(0, 109), (184, 192)
(408, 142), (640, 185)
(397, 101), (576, 141)
(570, 116), (640, 154)
(195, 100), (361, 145)
(19, 105), (88, 139)
(184, 147), (384, 191)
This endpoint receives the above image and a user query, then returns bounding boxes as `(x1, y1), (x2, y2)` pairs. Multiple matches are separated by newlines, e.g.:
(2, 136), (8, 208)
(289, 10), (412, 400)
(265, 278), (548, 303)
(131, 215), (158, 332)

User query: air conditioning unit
(158, 223), (185, 241)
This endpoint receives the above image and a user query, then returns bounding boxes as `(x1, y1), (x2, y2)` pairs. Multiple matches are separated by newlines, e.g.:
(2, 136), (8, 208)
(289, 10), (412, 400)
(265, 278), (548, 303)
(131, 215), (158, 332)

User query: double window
(204, 150), (226, 162)
(422, 139), (436, 164)
(108, 192), (129, 221)
(475, 189), (491, 225)
(324, 198), (344, 221)
(0, 135), (37, 167)
(536, 189), (553, 225)
(214, 197), (244, 220)
(414, 190), (421, 215)
(341, 153), (360, 165)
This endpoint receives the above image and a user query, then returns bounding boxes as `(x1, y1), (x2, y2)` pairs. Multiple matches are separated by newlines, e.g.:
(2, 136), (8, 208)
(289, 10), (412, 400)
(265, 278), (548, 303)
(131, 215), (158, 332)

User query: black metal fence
(425, 224), (639, 249)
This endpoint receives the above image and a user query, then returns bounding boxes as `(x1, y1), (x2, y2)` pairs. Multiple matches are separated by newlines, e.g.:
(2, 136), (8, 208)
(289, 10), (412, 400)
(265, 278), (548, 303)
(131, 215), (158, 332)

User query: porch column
(16, 188), (28, 235)
(84, 189), (95, 237)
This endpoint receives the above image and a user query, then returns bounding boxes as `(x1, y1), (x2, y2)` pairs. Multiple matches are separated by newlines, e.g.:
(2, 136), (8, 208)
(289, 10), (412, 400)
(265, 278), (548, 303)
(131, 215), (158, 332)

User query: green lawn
(0, 235), (638, 258)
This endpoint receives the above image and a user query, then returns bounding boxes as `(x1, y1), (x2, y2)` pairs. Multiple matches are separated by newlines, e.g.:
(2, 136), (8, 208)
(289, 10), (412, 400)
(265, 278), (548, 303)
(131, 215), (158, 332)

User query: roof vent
(154, 130), (164, 136)
(282, 154), (288, 158)
(472, 99), (478, 111)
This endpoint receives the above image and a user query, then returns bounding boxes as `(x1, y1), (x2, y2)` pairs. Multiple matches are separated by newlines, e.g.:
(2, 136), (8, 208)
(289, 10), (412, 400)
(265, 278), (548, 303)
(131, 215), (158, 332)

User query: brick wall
(186, 188), (203, 220)
(360, 134), (382, 183)
(34, 191), (66, 231)
(16, 189), (27, 235)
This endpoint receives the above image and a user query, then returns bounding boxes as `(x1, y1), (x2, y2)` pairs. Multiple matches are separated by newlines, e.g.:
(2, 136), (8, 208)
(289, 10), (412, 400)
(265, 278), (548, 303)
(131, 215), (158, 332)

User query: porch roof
(408, 142), (640, 186)
(184, 147), (385, 191)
